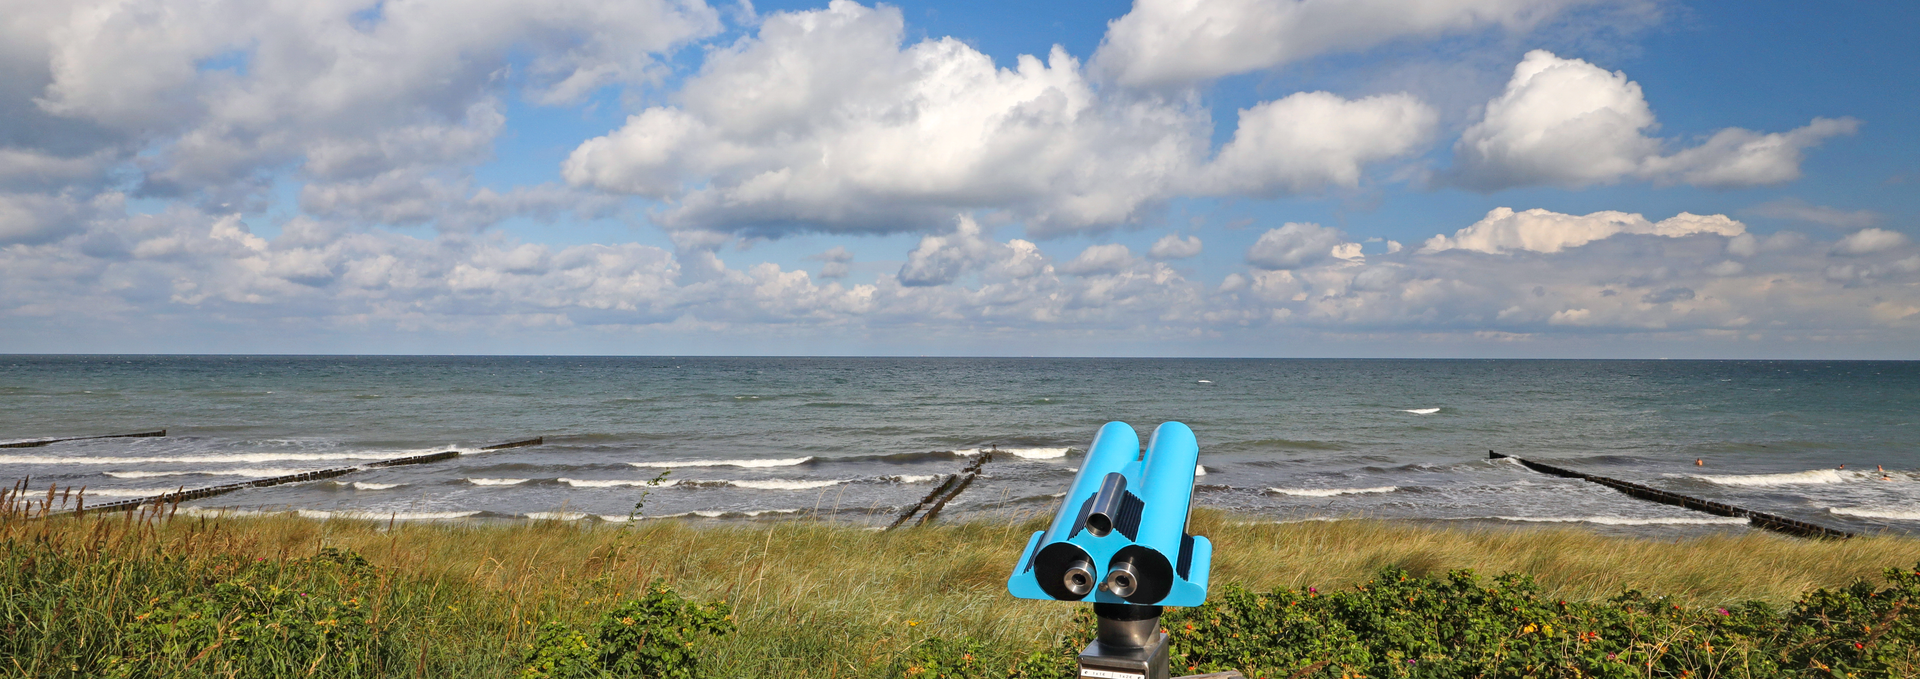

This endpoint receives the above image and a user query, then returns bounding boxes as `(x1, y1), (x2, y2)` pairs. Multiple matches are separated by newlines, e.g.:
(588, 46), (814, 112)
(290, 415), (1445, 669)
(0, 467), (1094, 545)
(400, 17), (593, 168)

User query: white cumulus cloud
(1247, 222), (1353, 270)
(1449, 50), (1858, 191)
(1832, 228), (1910, 256)
(1149, 232), (1202, 260)
(1421, 207), (1746, 254)
(564, 1), (1439, 238)
(1202, 92), (1436, 196)
(1091, 0), (1587, 89)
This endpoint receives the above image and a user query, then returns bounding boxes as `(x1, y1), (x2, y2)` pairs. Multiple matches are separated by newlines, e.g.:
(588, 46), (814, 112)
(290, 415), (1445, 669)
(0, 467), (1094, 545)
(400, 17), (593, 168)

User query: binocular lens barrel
(1063, 559), (1095, 596)
(1085, 472), (1128, 537)
(1104, 560), (1140, 598)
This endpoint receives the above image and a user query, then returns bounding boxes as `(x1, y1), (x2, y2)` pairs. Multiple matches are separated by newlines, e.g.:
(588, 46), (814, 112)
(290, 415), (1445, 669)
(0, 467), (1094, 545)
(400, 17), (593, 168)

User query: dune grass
(2, 502), (1917, 677)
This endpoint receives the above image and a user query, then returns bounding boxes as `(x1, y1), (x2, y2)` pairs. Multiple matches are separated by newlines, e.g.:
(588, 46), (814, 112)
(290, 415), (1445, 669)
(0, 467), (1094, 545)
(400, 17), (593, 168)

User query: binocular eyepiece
(1060, 556), (1141, 598)
(1006, 421), (1212, 608)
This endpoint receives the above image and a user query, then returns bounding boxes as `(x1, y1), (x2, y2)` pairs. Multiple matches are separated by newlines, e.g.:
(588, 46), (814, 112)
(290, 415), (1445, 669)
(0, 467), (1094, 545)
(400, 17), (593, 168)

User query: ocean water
(2, 356), (1916, 536)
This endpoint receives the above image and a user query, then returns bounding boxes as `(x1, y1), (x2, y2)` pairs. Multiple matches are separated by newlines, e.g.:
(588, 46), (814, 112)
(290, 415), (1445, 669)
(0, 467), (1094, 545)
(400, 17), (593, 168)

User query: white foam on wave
(465, 478), (529, 486)
(1691, 469), (1862, 486)
(645, 508), (803, 519)
(351, 482), (403, 490)
(887, 474), (939, 484)
(1194, 465), (1207, 477)
(1830, 507), (1920, 521)
(958, 447), (1070, 460)
(1268, 486), (1397, 497)
(1402, 408), (1440, 415)
(179, 507), (281, 518)
(0, 448), (466, 466)
(727, 479), (845, 490)
(1493, 516), (1750, 526)
(525, 512), (589, 521)
(629, 457), (813, 469)
(559, 478), (681, 488)
(107, 468), (313, 479)
(297, 509), (481, 521)
(80, 488), (185, 498)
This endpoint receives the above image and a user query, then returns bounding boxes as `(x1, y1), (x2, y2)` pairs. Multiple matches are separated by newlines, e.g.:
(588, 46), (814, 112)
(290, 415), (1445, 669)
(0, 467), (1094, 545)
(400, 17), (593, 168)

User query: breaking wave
(295, 509), (481, 521)
(629, 457), (814, 468)
(465, 478), (529, 486)
(1830, 507), (1920, 521)
(1402, 408), (1441, 415)
(1691, 469), (1861, 486)
(1267, 486), (1398, 497)
(0, 452), (404, 465)
(726, 479), (845, 491)
(559, 478), (681, 488)
(525, 512), (589, 521)
(642, 508), (804, 519)
(106, 468), (314, 479)
(958, 447), (1069, 460)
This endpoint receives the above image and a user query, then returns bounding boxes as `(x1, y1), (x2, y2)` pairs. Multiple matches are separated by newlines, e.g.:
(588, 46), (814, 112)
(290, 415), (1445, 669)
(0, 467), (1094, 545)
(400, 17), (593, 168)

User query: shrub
(99, 547), (401, 677)
(521, 579), (735, 679)
(993, 562), (1920, 678)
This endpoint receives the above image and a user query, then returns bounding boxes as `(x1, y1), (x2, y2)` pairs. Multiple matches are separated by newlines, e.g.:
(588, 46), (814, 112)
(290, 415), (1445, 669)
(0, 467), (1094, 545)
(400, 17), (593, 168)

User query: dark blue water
(2, 356), (1915, 534)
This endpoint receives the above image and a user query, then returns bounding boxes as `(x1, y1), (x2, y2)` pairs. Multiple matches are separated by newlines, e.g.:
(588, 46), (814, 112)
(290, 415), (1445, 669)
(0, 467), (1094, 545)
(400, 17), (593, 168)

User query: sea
(2, 356), (1916, 537)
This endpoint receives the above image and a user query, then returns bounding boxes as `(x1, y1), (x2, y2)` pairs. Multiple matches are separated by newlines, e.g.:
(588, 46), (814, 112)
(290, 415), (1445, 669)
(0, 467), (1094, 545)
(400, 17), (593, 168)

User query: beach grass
(3, 504), (1918, 677)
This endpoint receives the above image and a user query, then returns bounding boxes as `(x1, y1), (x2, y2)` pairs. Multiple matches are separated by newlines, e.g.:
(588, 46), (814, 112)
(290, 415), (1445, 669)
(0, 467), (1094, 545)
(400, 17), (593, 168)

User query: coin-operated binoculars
(1007, 421), (1211, 679)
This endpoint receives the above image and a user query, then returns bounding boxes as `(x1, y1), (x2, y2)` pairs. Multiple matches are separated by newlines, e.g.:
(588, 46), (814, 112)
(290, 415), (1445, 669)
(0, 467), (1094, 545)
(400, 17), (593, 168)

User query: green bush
(99, 547), (401, 677)
(521, 579), (735, 679)
(996, 563), (1920, 679)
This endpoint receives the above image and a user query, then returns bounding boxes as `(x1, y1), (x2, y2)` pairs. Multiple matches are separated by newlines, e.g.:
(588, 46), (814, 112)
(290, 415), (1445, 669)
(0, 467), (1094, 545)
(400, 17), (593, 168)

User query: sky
(0, 0), (1915, 358)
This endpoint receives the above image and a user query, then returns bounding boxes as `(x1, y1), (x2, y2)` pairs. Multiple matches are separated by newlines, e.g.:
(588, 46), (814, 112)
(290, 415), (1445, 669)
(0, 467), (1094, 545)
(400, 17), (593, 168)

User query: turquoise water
(2, 356), (1915, 534)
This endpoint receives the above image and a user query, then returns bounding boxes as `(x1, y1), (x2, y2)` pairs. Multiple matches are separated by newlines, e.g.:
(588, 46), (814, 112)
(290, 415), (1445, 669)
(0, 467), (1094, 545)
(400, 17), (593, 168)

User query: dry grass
(5, 503), (1918, 677)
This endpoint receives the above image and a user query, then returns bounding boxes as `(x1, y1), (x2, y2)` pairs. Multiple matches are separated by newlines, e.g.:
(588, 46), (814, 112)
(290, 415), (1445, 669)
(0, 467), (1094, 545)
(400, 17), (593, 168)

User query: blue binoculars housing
(1006, 421), (1212, 607)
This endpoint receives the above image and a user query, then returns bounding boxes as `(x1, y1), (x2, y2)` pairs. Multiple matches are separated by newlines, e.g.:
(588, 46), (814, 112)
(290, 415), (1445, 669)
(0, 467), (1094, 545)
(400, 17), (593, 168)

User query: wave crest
(629, 457), (813, 468)
(1267, 486), (1397, 497)
(1830, 507), (1920, 521)
(1691, 469), (1861, 486)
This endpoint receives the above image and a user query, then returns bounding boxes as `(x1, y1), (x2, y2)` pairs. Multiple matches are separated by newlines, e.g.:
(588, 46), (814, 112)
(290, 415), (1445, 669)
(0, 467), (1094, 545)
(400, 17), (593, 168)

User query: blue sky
(1, 0), (1915, 357)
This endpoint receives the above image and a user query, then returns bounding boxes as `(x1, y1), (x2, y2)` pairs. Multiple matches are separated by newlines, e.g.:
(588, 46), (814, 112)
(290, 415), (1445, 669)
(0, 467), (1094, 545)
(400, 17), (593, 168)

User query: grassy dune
(3, 505), (1918, 677)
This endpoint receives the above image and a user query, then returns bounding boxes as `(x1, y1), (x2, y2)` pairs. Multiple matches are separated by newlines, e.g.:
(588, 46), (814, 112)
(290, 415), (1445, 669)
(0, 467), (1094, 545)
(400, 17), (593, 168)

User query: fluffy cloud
(1449, 50), (1858, 190)
(1202, 92), (1435, 196)
(5, 202), (1918, 349)
(1226, 209), (1920, 337)
(1247, 222), (1354, 269)
(7, 0), (719, 204)
(1831, 228), (1910, 256)
(1149, 232), (1202, 260)
(897, 216), (1051, 286)
(1092, 0), (1587, 89)
(565, 1), (1438, 238)
(1421, 207), (1746, 254)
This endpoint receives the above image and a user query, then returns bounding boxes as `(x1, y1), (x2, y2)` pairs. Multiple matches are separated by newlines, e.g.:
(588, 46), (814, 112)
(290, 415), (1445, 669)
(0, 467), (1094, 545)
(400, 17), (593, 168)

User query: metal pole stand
(1078, 603), (1169, 679)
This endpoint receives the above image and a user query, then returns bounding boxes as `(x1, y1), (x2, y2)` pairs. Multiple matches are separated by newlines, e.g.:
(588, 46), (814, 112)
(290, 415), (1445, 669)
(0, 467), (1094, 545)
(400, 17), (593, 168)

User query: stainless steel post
(1078, 603), (1169, 679)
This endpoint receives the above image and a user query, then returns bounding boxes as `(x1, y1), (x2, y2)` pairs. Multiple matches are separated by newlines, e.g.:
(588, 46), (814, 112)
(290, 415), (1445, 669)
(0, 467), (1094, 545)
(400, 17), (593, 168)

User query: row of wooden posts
(0, 433), (542, 520)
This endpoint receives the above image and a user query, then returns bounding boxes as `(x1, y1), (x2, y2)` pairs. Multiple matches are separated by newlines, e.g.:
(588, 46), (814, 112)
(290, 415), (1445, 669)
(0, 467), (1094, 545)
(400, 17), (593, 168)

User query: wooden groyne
(481, 437), (543, 450)
(1490, 451), (1855, 539)
(46, 436), (544, 517)
(82, 467), (364, 513)
(1, 430), (166, 449)
(889, 448), (996, 530)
